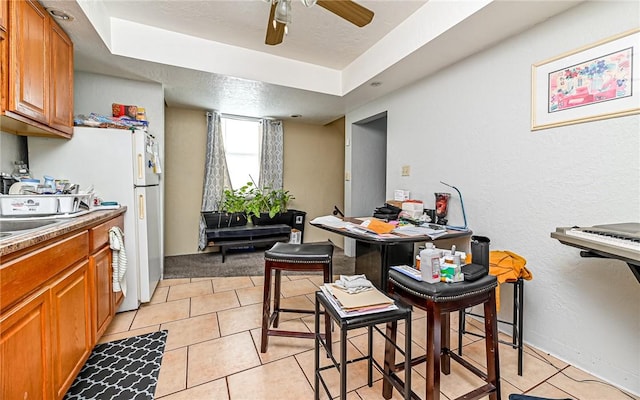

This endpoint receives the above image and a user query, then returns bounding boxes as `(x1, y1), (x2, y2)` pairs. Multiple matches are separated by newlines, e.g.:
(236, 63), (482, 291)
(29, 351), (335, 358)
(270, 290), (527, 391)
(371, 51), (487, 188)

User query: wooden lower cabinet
(51, 261), (92, 399)
(90, 245), (114, 340)
(0, 212), (125, 399)
(0, 288), (52, 400)
(88, 214), (124, 340)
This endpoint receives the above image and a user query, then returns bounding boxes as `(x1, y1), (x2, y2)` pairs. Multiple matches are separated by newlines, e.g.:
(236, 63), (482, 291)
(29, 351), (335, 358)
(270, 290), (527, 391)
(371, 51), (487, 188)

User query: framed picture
(531, 28), (639, 131)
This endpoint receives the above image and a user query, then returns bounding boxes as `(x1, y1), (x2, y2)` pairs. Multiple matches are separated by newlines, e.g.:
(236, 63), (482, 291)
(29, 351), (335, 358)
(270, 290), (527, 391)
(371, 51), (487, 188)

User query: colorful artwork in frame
(531, 28), (640, 131)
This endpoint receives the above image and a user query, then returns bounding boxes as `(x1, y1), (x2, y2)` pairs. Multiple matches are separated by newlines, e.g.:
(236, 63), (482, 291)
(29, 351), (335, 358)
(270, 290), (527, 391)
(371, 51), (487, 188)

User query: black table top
(311, 217), (471, 245)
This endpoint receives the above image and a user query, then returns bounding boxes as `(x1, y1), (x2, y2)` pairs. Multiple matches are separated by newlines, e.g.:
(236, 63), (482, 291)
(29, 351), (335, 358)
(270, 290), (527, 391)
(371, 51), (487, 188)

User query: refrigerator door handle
(139, 194), (145, 219)
(137, 154), (144, 180)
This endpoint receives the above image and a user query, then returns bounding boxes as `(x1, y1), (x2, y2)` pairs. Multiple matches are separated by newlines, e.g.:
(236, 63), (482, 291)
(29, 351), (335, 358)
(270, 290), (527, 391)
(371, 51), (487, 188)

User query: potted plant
(245, 183), (295, 225)
(203, 185), (250, 229)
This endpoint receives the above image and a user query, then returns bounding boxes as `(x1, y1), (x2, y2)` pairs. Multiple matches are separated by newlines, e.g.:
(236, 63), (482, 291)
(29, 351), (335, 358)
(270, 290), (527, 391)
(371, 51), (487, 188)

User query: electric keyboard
(551, 223), (640, 282)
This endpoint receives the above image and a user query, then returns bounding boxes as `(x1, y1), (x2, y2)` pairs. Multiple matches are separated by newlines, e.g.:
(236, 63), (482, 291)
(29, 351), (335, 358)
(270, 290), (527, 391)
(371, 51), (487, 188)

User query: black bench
(205, 224), (292, 262)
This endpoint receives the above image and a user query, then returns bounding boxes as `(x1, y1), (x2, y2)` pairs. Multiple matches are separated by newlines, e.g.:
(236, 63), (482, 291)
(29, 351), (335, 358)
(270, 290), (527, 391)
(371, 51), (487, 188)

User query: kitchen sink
(0, 219), (63, 234)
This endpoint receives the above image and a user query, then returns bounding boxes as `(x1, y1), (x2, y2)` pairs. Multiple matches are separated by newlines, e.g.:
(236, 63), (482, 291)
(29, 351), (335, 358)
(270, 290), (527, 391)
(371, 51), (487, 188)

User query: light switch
(345, 172), (351, 181)
(401, 165), (410, 176)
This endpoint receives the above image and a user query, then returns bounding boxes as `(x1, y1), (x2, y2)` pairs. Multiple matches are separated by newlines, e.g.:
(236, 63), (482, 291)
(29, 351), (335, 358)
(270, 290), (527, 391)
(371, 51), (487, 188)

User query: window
(221, 117), (261, 190)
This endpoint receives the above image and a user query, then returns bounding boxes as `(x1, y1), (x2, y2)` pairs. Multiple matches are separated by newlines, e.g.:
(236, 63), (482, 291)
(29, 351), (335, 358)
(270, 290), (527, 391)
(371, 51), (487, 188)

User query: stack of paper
(320, 284), (398, 318)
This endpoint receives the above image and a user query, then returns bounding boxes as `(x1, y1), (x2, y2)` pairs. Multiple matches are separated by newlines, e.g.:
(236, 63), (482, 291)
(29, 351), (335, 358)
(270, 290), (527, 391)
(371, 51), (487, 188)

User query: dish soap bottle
(420, 243), (442, 283)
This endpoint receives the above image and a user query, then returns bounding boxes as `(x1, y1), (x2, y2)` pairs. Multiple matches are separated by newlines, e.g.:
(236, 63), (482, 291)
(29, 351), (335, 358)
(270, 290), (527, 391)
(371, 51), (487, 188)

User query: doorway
(345, 112), (387, 255)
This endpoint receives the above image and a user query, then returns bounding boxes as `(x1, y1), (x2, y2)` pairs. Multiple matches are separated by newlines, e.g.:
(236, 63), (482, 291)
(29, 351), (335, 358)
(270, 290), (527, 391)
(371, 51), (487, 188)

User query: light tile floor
(99, 275), (639, 400)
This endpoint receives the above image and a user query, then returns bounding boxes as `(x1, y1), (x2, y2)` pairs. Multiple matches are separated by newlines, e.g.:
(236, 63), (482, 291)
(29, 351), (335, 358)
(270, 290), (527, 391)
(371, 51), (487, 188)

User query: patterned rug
(64, 330), (168, 400)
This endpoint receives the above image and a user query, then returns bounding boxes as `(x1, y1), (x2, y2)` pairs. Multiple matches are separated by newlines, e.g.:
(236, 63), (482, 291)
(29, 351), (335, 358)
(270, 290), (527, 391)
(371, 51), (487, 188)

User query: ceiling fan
(265, 0), (374, 46)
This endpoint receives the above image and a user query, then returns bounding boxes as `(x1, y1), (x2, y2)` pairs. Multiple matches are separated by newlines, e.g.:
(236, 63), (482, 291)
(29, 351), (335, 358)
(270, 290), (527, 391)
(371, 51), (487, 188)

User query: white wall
(0, 131), (26, 175)
(346, 1), (639, 395)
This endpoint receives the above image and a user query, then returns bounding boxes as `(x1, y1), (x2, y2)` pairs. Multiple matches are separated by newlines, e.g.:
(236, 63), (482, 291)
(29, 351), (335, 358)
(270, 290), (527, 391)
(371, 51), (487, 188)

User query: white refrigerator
(28, 127), (163, 312)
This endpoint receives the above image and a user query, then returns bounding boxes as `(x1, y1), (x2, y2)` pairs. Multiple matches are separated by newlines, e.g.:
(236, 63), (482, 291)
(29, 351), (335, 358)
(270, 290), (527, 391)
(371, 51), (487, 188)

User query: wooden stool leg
(273, 269), (282, 328)
(426, 304), (442, 400)
(441, 312), (450, 375)
(484, 290), (500, 400)
(261, 263), (273, 353)
(382, 320), (398, 399)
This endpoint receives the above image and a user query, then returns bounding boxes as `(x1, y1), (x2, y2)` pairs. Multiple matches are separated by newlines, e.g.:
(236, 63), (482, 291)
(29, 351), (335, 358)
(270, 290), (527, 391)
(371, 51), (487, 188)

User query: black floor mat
(64, 330), (168, 400)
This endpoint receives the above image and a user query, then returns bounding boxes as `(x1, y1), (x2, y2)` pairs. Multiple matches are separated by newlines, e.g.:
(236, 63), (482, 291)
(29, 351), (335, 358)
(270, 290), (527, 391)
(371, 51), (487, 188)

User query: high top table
(310, 217), (472, 290)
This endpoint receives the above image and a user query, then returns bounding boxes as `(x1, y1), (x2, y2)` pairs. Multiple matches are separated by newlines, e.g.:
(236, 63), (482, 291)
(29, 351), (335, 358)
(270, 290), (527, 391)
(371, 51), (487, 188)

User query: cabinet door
(49, 21), (73, 134)
(0, 0), (7, 33)
(9, 0), (49, 124)
(0, 288), (53, 400)
(90, 245), (114, 340)
(50, 261), (92, 399)
(1, 25), (6, 113)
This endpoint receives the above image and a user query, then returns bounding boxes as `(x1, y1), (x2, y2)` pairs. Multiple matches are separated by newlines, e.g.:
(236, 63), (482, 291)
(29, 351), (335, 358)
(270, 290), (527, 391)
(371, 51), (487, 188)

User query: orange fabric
(488, 250), (532, 311)
(363, 218), (395, 234)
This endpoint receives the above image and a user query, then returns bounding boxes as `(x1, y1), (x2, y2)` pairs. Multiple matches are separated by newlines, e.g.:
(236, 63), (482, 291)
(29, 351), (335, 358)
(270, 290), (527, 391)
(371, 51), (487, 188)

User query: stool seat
(384, 269), (501, 400)
(265, 242), (334, 263)
(261, 242), (334, 353)
(388, 271), (498, 302)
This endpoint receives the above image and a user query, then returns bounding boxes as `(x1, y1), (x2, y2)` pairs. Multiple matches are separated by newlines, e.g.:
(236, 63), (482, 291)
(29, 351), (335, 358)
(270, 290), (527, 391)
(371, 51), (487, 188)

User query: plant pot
(203, 211), (248, 228)
(251, 210), (293, 226)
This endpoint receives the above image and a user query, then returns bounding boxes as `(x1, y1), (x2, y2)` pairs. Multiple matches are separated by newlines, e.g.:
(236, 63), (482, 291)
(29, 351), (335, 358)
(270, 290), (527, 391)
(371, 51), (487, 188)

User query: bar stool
(260, 242), (334, 353)
(459, 277), (524, 375)
(383, 269), (501, 400)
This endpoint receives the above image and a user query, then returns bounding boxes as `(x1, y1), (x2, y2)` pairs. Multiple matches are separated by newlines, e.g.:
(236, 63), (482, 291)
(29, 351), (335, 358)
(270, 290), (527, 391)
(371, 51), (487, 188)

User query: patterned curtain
(259, 119), (284, 190)
(198, 111), (230, 251)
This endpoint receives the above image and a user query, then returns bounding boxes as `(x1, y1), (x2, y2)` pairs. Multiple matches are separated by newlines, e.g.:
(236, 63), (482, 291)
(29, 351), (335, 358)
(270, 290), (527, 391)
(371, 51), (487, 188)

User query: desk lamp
(440, 181), (468, 231)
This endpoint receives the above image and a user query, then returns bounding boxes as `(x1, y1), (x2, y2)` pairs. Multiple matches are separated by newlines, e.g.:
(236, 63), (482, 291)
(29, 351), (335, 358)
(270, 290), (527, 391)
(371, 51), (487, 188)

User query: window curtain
(259, 119), (284, 190)
(198, 111), (230, 251)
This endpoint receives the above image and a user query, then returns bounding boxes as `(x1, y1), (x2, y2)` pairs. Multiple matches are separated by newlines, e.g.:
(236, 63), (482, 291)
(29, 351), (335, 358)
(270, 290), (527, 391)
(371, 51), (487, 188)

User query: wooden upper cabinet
(3, 0), (73, 138)
(49, 21), (73, 135)
(9, 0), (50, 124)
(1, 17), (6, 113)
(0, 0), (7, 33)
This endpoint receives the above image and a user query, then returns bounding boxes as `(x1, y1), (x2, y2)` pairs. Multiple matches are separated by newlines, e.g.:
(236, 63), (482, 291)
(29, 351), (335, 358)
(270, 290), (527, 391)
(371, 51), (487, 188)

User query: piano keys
(551, 223), (640, 283)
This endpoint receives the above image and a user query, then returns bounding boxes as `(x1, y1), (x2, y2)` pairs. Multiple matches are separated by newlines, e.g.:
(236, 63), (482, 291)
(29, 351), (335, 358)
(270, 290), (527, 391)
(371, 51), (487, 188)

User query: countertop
(0, 207), (127, 258)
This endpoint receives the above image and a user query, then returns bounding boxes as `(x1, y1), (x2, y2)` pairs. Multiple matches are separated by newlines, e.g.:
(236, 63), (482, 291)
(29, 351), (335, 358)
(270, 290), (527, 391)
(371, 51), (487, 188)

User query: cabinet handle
(137, 154), (143, 180)
(139, 194), (145, 219)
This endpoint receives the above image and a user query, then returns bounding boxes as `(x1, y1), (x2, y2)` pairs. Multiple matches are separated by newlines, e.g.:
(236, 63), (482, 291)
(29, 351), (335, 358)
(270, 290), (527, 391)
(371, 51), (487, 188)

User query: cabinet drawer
(89, 215), (124, 252)
(0, 231), (88, 311)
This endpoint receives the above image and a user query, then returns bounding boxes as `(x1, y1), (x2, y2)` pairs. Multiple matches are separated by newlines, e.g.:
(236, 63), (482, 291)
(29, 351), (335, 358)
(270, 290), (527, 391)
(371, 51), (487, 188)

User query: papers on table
(312, 215), (461, 241)
(310, 215), (350, 229)
(320, 284), (397, 318)
(393, 224), (449, 239)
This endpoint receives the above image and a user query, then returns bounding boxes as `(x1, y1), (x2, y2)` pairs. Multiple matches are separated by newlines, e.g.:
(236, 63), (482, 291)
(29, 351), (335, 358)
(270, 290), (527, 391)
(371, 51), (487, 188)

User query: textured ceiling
(40, 0), (583, 124)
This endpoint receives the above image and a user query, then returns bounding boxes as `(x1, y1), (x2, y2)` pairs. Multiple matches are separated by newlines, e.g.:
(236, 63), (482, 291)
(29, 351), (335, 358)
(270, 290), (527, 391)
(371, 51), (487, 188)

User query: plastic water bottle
(420, 243), (442, 283)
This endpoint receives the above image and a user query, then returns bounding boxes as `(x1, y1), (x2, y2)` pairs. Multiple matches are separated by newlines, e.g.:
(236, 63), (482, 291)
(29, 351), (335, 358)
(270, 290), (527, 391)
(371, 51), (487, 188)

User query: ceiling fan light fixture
(300, 0), (317, 7)
(274, 0), (292, 25)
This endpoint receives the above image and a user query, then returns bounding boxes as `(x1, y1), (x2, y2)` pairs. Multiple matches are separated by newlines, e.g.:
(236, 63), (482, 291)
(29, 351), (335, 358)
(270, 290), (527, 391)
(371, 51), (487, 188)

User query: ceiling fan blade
(265, 3), (286, 45)
(317, 0), (374, 27)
